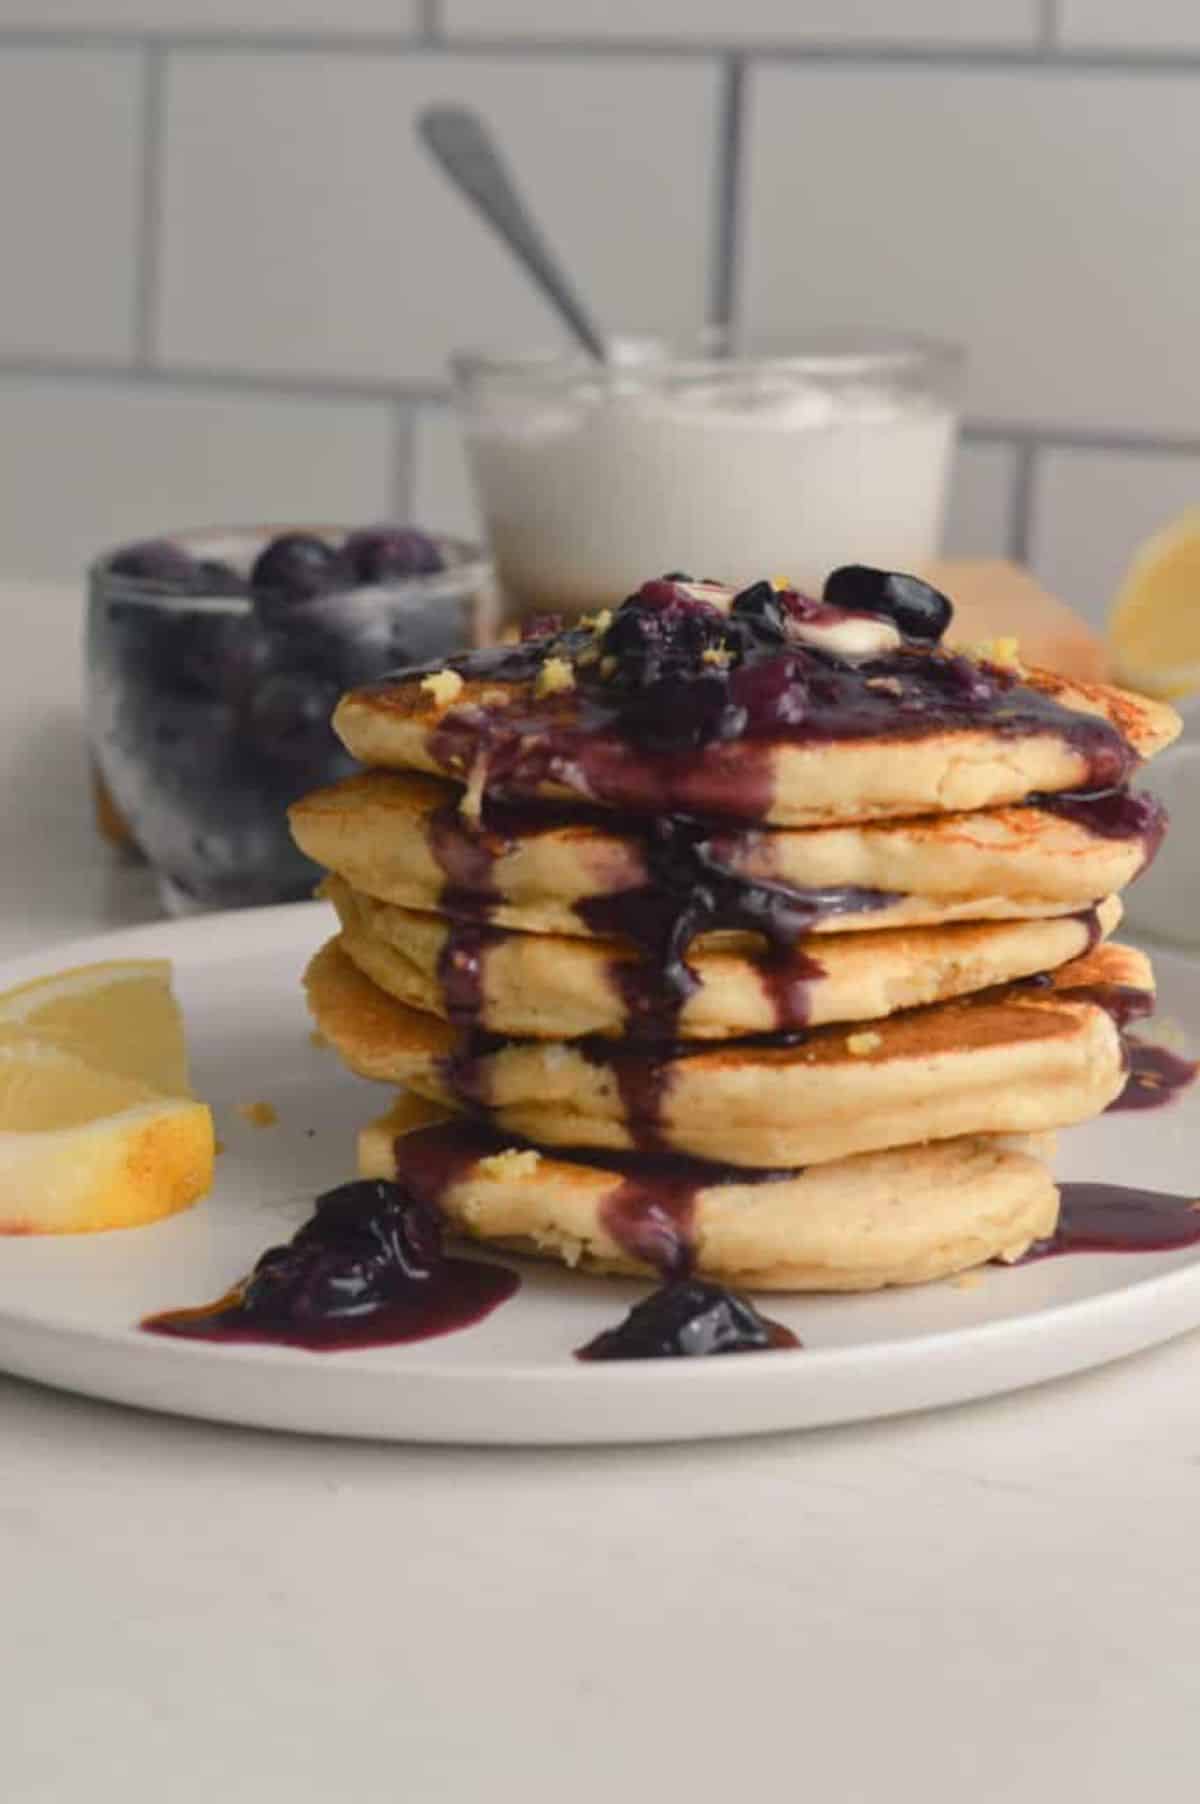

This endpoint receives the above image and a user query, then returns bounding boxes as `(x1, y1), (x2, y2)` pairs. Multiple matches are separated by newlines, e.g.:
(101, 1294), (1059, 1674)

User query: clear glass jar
(86, 525), (489, 913)
(453, 332), (963, 623)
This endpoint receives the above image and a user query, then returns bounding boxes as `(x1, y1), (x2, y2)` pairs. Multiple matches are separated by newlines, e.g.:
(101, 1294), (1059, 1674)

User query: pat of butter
(789, 613), (902, 660)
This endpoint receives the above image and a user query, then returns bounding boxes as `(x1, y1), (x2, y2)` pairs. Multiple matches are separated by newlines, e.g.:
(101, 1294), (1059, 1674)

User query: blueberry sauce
(426, 798), (503, 920)
(435, 920), (505, 1028)
(393, 1116), (798, 1278)
(1110, 1041), (1199, 1111)
(425, 794), (895, 1037)
(577, 1281), (799, 1361)
(395, 575), (1141, 824)
(1020, 1183), (1200, 1260)
(388, 1116), (800, 1362)
(1030, 786), (1167, 870)
(141, 1177), (518, 1352)
(577, 813), (893, 1037)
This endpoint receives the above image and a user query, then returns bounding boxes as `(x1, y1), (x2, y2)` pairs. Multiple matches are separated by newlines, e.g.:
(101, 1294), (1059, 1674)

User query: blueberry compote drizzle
(578, 814), (894, 1036)
(406, 569), (1138, 823)
(1030, 786), (1167, 870)
(1020, 1184), (1200, 1261)
(577, 1282), (798, 1361)
(141, 1177), (517, 1351)
(392, 1117), (799, 1360)
(426, 792), (895, 1037)
(1111, 1041), (1199, 1111)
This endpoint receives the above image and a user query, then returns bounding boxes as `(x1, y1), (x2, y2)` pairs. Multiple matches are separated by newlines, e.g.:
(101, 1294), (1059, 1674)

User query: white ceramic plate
(1, 903), (1199, 1445)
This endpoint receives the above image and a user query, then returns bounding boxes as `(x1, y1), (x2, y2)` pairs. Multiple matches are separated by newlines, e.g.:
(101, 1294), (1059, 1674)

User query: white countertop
(6, 584), (1200, 1803)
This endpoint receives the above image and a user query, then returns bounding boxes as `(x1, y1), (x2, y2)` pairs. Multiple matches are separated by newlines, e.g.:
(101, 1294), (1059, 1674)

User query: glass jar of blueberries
(87, 524), (489, 912)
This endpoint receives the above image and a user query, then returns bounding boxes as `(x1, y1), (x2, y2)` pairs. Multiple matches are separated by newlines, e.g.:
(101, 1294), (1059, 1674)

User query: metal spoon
(417, 104), (607, 362)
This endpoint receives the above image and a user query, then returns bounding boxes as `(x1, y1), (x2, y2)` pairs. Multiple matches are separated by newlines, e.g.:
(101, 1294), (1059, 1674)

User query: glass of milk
(452, 332), (963, 622)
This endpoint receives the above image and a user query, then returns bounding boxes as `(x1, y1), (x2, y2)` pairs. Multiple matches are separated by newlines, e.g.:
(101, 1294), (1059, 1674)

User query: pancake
(325, 872), (1123, 1040)
(358, 1091), (1059, 1290)
(332, 577), (1179, 827)
(306, 936), (1147, 1167)
(289, 768), (1164, 940)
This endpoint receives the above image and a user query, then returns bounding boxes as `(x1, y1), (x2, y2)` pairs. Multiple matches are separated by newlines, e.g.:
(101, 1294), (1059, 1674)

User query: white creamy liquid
(464, 378), (956, 615)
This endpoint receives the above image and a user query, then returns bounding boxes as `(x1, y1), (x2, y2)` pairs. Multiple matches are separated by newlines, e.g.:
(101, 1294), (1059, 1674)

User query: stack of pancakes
(292, 572), (1180, 1291)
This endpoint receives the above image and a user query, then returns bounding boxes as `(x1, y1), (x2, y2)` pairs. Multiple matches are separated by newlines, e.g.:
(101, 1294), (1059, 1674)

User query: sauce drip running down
(426, 793), (894, 1038)
(392, 1117), (800, 1360)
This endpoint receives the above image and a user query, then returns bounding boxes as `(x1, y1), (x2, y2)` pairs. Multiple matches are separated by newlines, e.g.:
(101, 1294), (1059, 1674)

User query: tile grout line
(132, 43), (167, 369)
(1007, 440), (1039, 564)
(2, 353), (1200, 462)
(1038, 0), (1061, 53)
(1, 30), (1200, 72)
(710, 54), (745, 332)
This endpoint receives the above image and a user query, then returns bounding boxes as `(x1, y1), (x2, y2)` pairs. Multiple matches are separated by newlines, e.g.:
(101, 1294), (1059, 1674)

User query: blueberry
(109, 538), (197, 588)
(343, 526), (444, 584)
(659, 570), (693, 582)
(246, 667), (340, 763)
(194, 557), (248, 598)
(822, 566), (952, 643)
(250, 533), (349, 605)
(730, 579), (788, 640)
(303, 1178), (444, 1280)
(603, 587), (729, 686)
(147, 611), (237, 701)
(240, 1180), (444, 1326)
(578, 1278), (792, 1360)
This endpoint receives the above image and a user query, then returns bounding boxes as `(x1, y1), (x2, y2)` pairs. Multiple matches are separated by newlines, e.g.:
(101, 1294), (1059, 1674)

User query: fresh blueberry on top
(578, 1278), (796, 1360)
(109, 538), (198, 588)
(343, 526), (444, 584)
(603, 581), (729, 684)
(659, 570), (693, 582)
(730, 579), (789, 640)
(822, 565), (952, 643)
(250, 532), (349, 605)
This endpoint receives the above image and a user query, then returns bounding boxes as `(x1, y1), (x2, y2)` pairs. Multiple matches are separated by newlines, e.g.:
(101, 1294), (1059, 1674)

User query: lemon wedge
(0, 960), (213, 1234)
(0, 957), (192, 1094)
(1108, 509), (1200, 699)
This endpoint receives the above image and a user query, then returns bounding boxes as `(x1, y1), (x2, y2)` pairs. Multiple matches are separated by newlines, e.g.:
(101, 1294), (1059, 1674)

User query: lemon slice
(0, 958), (192, 1095)
(0, 1039), (213, 1234)
(1108, 509), (1200, 699)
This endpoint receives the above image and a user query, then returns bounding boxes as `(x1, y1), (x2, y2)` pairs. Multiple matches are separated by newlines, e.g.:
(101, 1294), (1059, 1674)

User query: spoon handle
(418, 105), (607, 363)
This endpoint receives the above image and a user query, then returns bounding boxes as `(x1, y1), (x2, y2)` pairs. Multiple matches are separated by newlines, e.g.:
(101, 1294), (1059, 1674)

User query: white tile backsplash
(944, 441), (1020, 558)
(1059, 1), (1200, 50)
(1031, 447), (1200, 630)
(158, 53), (718, 386)
(742, 65), (1200, 439)
(0, 0), (418, 31)
(443, 0), (1040, 45)
(0, 49), (141, 362)
(1, 12), (1199, 591)
(0, 377), (396, 583)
